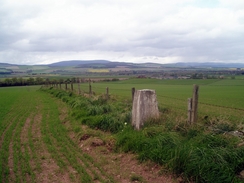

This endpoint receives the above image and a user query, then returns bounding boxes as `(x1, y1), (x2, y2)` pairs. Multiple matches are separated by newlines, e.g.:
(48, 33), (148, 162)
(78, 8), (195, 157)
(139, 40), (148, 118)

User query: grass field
(0, 86), (117, 183)
(1, 78), (244, 182)
(72, 78), (244, 123)
(88, 69), (110, 73)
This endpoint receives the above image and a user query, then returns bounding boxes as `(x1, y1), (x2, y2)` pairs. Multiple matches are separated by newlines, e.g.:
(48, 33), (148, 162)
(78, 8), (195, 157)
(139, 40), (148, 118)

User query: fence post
(106, 87), (109, 100)
(78, 78), (81, 95)
(65, 83), (67, 90)
(132, 87), (135, 102)
(59, 83), (61, 89)
(187, 98), (192, 124)
(71, 82), (73, 91)
(89, 79), (92, 95)
(191, 84), (199, 123)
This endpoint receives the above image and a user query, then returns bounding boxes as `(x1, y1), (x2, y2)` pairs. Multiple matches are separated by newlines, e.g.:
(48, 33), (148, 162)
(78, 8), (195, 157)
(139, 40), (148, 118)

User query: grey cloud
(0, 0), (244, 64)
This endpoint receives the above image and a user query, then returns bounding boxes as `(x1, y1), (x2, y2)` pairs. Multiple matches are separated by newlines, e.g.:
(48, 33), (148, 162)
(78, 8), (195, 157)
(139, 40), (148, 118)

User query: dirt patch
(80, 134), (90, 141)
(91, 138), (104, 147)
(78, 131), (177, 183)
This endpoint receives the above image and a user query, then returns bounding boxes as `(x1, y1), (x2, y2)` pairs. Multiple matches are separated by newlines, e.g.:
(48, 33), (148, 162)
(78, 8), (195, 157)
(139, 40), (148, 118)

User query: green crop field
(1, 78), (244, 182)
(0, 86), (116, 183)
(71, 78), (244, 123)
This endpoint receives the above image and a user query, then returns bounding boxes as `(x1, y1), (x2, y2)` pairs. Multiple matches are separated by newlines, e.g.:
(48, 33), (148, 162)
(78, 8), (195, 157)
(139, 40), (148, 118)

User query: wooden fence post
(59, 83), (61, 89)
(89, 79), (92, 95)
(132, 87), (135, 102)
(191, 85), (199, 123)
(187, 98), (192, 124)
(77, 78), (81, 95)
(71, 82), (73, 91)
(106, 87), (109, 100)
(65, 83), (67, 90)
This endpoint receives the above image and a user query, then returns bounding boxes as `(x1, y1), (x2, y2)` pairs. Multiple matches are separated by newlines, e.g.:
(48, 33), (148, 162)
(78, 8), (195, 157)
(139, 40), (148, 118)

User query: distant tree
(27, 77), (35, 85)
(11, 77), (18, 85)
(191, 73), (197, 79)
(45, 78), (50, 85)
(4, 78), (12, 85)
(36, 77), (44, 85)
(18, 77), (25, 85)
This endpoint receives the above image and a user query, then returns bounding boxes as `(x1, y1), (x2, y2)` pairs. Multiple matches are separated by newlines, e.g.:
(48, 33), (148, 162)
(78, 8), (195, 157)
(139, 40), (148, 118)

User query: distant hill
(0, 63), (18, 67)
(1, 60), (244, 69)
(48, 60), (111, 67)
(75, 61), (140, 68)
(169, 62), (244, 68)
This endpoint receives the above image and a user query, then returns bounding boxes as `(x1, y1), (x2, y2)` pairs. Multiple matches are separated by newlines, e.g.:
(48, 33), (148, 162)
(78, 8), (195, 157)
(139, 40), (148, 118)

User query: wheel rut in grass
(31, 97), (73, 183)
(1, 114), (20, 182)
(7, 100), (34, 183)
(55, 99), (114, 182)
(0, 115), (16, 149)
(20, 117), (33, 183)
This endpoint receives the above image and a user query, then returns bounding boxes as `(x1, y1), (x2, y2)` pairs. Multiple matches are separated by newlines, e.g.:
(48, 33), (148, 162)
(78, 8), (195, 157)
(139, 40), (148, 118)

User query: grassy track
(0, 86), (114, 183)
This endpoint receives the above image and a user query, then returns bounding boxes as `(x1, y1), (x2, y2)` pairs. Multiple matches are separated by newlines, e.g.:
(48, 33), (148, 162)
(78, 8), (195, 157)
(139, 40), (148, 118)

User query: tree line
(0, 77), (77, 87)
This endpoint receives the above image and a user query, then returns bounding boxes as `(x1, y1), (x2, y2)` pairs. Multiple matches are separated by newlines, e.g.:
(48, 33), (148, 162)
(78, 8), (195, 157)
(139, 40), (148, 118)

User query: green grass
(2, 78), (244, 182)
(0, 87), (27, 122)
(42, 82), (244, 182)
(0, 86), (114, 182)
(0, 86), (39, 182)
(116, 126), (244, 182)
(72, 78), (244, 123)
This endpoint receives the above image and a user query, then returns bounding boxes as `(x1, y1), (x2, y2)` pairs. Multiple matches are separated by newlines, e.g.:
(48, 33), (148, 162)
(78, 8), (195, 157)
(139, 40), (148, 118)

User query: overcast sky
(0, 0), (244, 65)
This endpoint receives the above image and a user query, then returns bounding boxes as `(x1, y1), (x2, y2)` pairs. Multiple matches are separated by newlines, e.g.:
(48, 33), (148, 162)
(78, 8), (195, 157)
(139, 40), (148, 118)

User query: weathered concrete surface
(132, 89), (159, 130)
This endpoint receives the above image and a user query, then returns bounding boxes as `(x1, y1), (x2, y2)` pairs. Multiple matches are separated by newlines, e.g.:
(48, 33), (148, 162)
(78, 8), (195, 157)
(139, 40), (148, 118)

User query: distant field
(0, 68), (10, 72)
(72, 78), (244, 122)
(88, 69), (109, 73)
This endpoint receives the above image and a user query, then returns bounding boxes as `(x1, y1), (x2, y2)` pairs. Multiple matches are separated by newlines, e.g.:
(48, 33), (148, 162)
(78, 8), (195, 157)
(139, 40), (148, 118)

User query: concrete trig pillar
(132, 89), (159, 130)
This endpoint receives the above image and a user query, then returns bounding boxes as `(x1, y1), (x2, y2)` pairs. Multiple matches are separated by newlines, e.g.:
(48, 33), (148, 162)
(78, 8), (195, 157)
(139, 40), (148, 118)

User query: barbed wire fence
(44, 79), (244, 124)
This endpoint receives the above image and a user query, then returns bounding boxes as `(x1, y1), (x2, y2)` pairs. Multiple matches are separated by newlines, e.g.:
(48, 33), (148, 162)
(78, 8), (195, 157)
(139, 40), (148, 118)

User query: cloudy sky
(0, 0), (244, 65)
